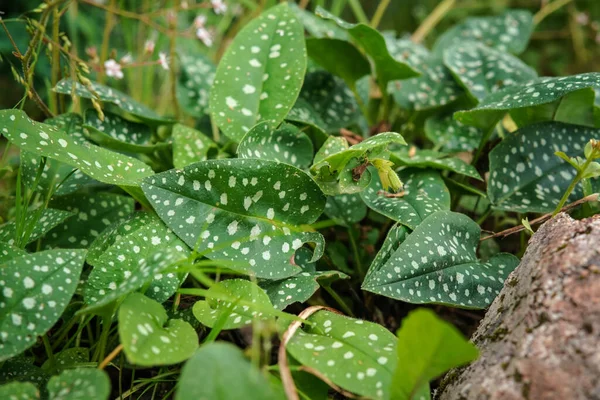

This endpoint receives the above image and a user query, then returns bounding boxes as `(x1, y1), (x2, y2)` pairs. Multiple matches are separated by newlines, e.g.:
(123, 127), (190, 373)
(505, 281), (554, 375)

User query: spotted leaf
(83, 213), (189, 312)
(0, 209), (74, 246)
(361, 168), (450, 230)
(391, 149), (482, 181)
(0, 249), (86, 362)
(362, 211), (519, 309)
(41, 347), (89, 373)
(142, 159), (326, 280)
(289, 2), (347, 40)
(315, 7), (419, 89)
(311, 132), (406, 195)
(193, 279), (274, 329)
(0, 357), (48, 390)
(443, 41), (537, 102)
(238, 122), (313, 169)
(286, 98), (328, 136)
(47, 368), (110, 400)
(433, 10), (533, 55)
(118, 293), (197, 366)
(0, 242), (25, 263)
(488, 122), (600, 212)
(177, 51), (215, 118)
(392, 309), (478, 400)
(0, 110), (154, 188)
(455, 73), (600, 128)
(0, 382), (39, 400)
(54, 79), (174, 124)
(324, 193), (367, 227)
(42, 193), (134, 249)
(281, 310), (397, 399)
(424, 115), (482, 152)
(175, 342), (282, 400)
(83, 109), (166, 154)
(172, 124), (218, 169)
(384, 35), (430, 70)
(259, 248), (349, 309)
(298, 71), (362, 133)
(210, 3), (307, 142)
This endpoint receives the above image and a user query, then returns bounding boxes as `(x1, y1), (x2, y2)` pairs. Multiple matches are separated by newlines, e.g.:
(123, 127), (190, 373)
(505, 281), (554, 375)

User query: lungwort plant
(0, 0), (598, 399)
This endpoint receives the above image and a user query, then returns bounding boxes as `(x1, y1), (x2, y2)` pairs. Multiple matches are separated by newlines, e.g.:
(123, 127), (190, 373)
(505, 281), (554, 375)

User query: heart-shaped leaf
(311, 132), (406, 195)
(260, 248), (348, 309)
(210, 3), (307, 142)
(433, 10), (534, 55)
(47, 368), (110, 400)
(193, 279), (273, 329)
(118, 293), (197, 366)
(142, 159), (326, 280)
(0, 249), (86, 361)
(238, 122), (313, 169)
(391, 149), (481, 181)
(298, 71), (361, 133)
(443, 41), (537, 102)
(0, 110), (154, 188)
(282, 310), (397, 400)
(488, 122), (600, 212)
(54, 79), (174, 124)
(324, 193), (367, 227)
(177, 51), (215, 118)
(455, 73), (600, 128)
(84, 213), (189, 311)
(42, 193), (134, 249)
(175, 342), (282, 400)
(424, 115), (482, 152)
(315, 7), (419, 89)
(362, 211), (519, 309)
(361, 168), (450, 230)
(0, 381), (39, 399)
(0, 209), (73, 246)
(290, 3), (347, 40)
(392, 309), (478, 400)
(172, 124), (218, 169)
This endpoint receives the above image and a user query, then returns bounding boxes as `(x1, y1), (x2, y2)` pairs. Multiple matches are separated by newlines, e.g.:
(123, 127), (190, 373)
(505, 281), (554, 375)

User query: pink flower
(196, 27), (213, 47)
(576, 12), (589, 26)
(144, 39), (155, 54)
(104, 59), (123, 79)
(194, 14), (207, 29)
(120, 53), (133, 64)
(211, 0), (227, 15)
(158, 52), (169, 70)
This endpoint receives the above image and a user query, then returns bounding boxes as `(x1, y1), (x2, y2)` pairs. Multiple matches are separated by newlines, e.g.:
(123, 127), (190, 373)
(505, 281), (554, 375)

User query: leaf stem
(322, 285), (355, 317)
(533, 0), (574, 25)
(348, 227), (364, 277)
(371, 0), (391, 29)
(552, 157), (592, 216)
(347, 0), (369, 24)
(411, 0), (456, 43)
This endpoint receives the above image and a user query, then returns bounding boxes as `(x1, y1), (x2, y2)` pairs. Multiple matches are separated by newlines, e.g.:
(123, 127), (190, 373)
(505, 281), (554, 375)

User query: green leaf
(47, 368), (110, 400)
(42, 347), (89, 373)
(42, 193), (134, 249)
(311, 132), (407, 195)
(193, 279), (273, 329)
(488, 122), (600, 212)
(315, 7), (419, 89)
(443, 41), (537, 102)
(238, 122), (313, 169)
(306, 38), (370, 90)
(175, 342), (282, 400)
(298, 71), (362, 133)
(424, 115), (482, 152)
(455, 73), (600, 129)
(83, 109), (167, 154)
(289, 2), (347, 40)
(118, 292), (197, 366)
(0, 249), (86, 361)
(391, 149), (481, 181)
(281, 310), (397, 399)
(0, 242), (26, 263)
(0, 209), (73, 246)
(172, 124), (218, 169)
(142, 159), (326, 280)
(45, 113), (88, 144)
(209, 3), (307, 142)
(260, 248), (348, 309)
(54, 79), (174, 124)
(384, 36), (430, 70)
(362, 211), (519, 309)
(0, 357), (49, 389)
(84, 213), (189, 312)
(324, 193), (367, 226)
(391, 308), (478, 400)
(0, 381), (39, 400)
(0, 110), (154, 188)
(361, 168), (450, 230)
(177, 51), (215, 118)
(433, 10), (534, 55)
